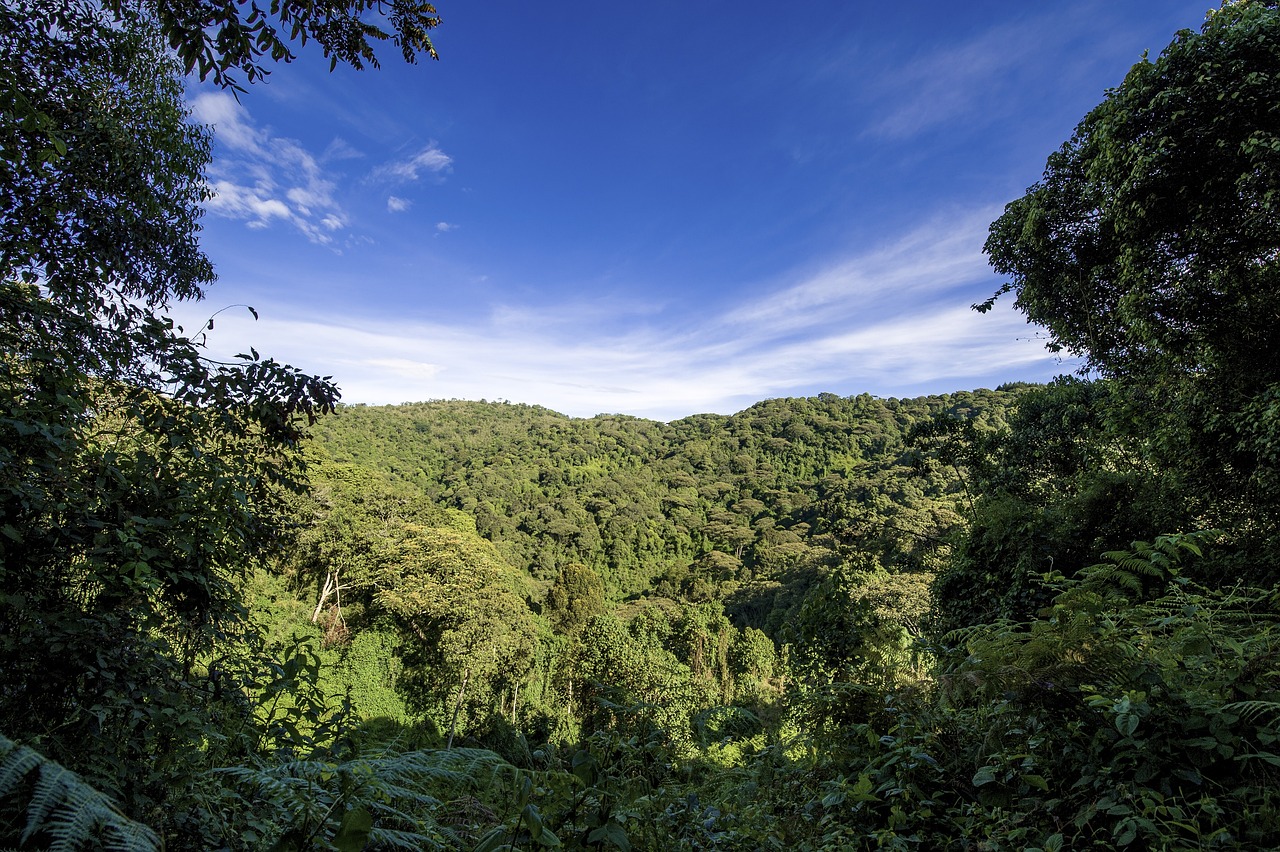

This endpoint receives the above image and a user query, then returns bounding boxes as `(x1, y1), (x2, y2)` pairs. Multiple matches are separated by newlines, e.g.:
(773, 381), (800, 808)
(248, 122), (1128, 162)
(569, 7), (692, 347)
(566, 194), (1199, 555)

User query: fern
(0, 733), (160, 852)
(0, 743), (40, 800)
(206, 747), (520, 850)
(944, 534), (1229, 706)
(1078, 531), (1217, 601)
(1223, 700), (1280, 724)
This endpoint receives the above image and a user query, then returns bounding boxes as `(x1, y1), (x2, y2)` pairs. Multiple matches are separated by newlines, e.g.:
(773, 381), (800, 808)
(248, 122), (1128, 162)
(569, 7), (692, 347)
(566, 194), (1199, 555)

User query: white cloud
(721, 207), (998, 337)
(365, 358), (444, 380)
(175, 206), (1065, 420)
(435, 221), (457, 233)
(322, 138), (364, 162)
(387, 196), (412, 212)
(203, 180), (292, 225)
(190, 91), (265, 153)
(191, 91), (348, 245)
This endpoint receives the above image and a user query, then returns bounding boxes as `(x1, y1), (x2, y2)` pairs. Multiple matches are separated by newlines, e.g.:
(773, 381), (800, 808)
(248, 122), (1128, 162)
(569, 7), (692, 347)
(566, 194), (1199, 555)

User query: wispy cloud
(192, 92), (347, 244)
(865, 25), (1040, 138)
(176, 206), (1064, 420)
(837, 8), (1102, 140)
(435, 221), (457, 233)
(387, 196), (413, 213)
(322, 138), (364, 162)
(721, 206), (998, 337)
(374, 144), (453, 183)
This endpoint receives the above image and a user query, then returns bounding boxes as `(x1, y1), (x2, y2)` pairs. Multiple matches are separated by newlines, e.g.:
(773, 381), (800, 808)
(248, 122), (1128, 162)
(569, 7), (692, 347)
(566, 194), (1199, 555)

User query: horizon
(326, 380), (1043, 425)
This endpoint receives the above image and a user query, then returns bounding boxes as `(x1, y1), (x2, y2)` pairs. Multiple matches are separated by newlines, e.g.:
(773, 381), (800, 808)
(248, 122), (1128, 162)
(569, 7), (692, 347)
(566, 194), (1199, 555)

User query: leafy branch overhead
(103, 0), (443, 88)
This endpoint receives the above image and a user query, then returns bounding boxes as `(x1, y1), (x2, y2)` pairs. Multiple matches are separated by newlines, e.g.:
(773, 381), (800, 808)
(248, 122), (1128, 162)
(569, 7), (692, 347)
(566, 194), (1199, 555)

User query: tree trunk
(446, 667), (471, 750)
(310, 566), (344, 624)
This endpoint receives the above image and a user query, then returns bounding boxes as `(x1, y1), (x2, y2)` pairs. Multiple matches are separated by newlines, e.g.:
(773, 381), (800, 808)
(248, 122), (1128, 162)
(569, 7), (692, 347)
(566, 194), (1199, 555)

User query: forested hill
(306, 389), (1021, 604)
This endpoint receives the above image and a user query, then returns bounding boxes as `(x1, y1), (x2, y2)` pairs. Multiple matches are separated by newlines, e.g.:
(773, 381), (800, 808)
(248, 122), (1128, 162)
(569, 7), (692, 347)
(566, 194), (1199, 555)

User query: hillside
(308, 389), (1018, 606)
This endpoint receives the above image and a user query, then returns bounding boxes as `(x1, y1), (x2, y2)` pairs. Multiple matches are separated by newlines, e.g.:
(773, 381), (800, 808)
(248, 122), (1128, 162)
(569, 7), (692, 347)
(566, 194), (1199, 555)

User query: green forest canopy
(4, 0), (1280, 849)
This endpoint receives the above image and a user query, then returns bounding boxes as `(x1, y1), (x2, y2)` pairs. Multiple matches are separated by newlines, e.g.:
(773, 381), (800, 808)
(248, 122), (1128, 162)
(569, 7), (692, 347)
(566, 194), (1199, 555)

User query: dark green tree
(982, 0), (1280, 577)
(928, 379), (1178, 632)
(546, 562), (607, 636)
(102, 0), (443, 88)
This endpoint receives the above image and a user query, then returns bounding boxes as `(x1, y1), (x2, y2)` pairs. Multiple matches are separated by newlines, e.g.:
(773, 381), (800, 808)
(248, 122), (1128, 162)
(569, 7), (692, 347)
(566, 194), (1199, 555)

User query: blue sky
(182, 0), (1211, 421)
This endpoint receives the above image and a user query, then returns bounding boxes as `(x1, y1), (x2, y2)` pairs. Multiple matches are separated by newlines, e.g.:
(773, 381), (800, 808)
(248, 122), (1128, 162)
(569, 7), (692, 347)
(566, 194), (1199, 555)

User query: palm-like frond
(1223, 700), (1280, 724)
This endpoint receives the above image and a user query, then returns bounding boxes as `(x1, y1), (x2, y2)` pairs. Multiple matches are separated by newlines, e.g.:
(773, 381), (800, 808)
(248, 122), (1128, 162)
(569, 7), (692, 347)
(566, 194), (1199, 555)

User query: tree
(927, 379), (1181, 632)
(0, 0), (338, 813)
(789, 559), (931, 691)
(546, 562), (607, 635)
(566, 613), (702, 744)
(1, 0), (451, 841)
(289, 457), (449, 639)
(982, 0), (1280, 574)
(375, 522), (539, 746)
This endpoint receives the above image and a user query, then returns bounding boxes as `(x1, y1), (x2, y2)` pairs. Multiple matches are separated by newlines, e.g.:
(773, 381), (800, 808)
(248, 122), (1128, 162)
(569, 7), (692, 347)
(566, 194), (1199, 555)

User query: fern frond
(370, 824), (456, 849)
(206, 746), (518, 851)
(1222, 700), (1280, 724)
(21, 763), (70, 839)
(0, 733), (160, 852)
(0, 740), (42, 796)
(47, 785), (109, 852)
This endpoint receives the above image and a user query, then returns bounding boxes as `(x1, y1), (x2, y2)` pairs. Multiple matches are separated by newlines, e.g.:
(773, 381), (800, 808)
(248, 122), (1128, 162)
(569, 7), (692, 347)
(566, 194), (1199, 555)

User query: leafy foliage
(206, 748), (518, 850)
(0, 2), (339, 805)
(7, 0), (1280, 849)
(309, 390), (1013, 605)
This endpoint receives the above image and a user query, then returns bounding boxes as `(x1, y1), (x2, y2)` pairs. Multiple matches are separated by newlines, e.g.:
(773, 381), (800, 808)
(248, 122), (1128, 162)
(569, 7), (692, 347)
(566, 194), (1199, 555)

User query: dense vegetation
(4, 0), (1280, 849)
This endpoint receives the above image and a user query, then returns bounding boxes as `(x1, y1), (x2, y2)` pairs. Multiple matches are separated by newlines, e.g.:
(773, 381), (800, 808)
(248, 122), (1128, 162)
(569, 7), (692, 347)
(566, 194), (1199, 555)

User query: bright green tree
(376, 522), (540, 746)
(546, 562), (607, 636)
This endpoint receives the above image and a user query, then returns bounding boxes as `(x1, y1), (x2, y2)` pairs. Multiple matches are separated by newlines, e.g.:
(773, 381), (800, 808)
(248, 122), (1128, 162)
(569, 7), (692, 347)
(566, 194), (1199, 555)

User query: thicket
(4, 0), (1280, 849)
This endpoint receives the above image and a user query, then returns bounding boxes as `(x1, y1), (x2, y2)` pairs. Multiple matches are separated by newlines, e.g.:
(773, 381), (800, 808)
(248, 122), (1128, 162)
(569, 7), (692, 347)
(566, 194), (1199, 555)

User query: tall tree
(376, 522), (539, 746)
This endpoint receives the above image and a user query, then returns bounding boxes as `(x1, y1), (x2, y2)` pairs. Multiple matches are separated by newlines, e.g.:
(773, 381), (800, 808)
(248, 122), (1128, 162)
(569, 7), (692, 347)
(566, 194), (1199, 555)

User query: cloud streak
(721, 207), (997, 339)
(840, 9), (1094, 140)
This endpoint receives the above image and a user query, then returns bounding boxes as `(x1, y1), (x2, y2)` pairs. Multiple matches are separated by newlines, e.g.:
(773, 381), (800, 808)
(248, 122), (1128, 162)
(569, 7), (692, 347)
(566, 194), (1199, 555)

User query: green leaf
(472, 828), (511, 852)
(522, 804), (543, 837)
(1022, 774), (1049, 791)
(972, 765), (998, 786)
(334, 806), (373, 852)
(587, 822), (631, 850)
